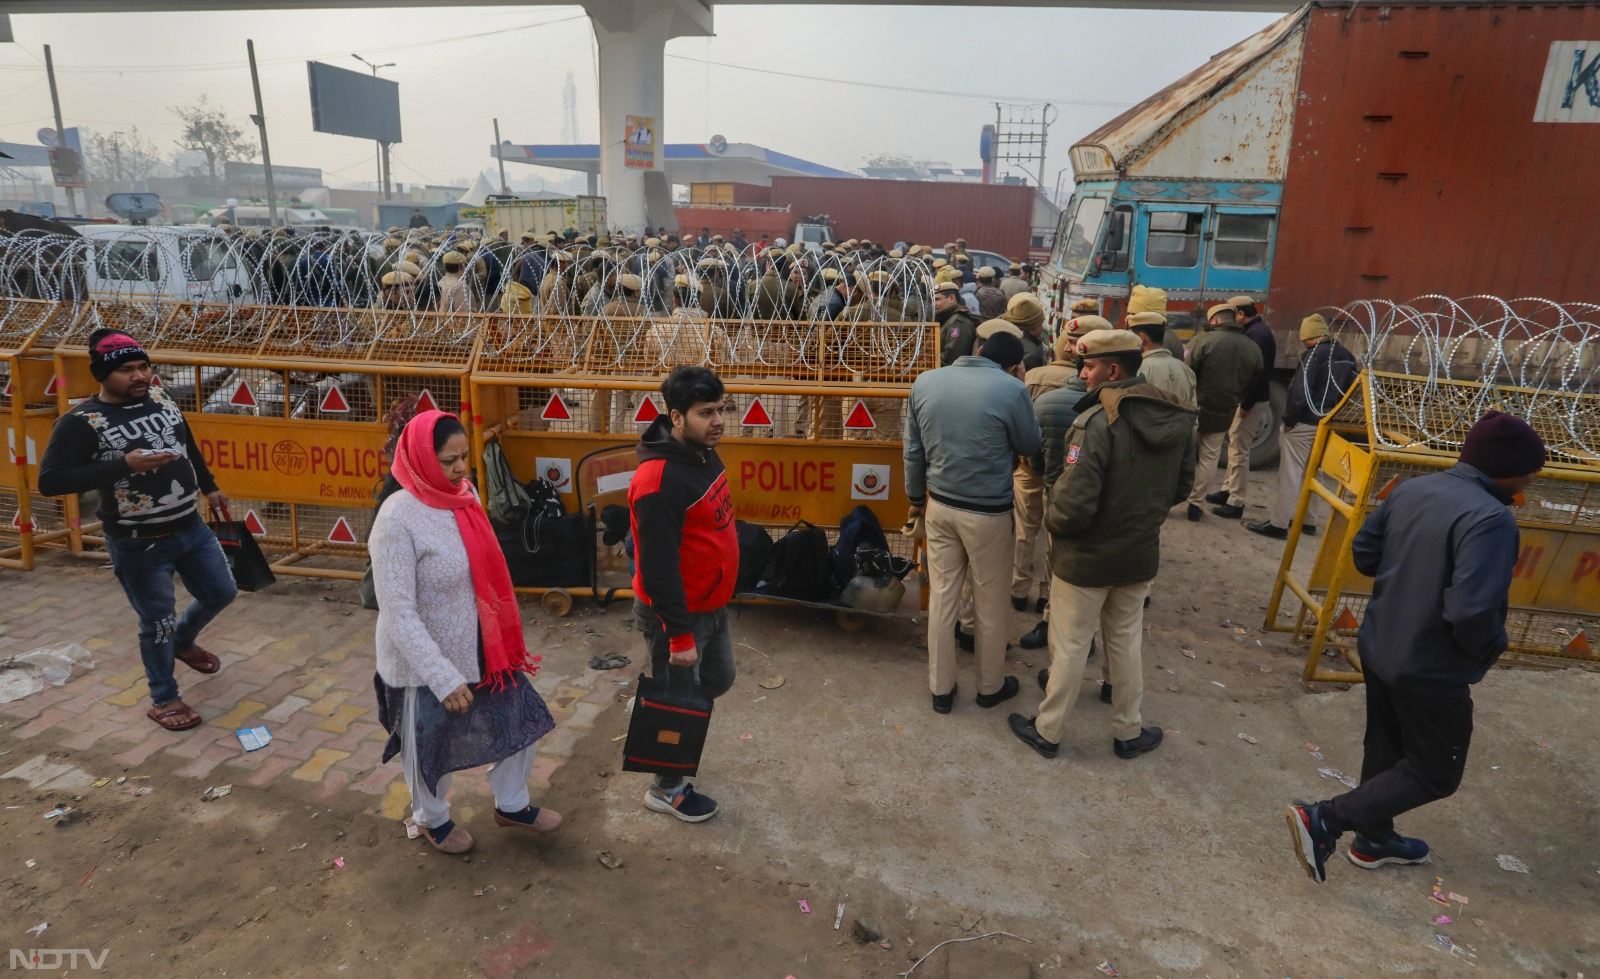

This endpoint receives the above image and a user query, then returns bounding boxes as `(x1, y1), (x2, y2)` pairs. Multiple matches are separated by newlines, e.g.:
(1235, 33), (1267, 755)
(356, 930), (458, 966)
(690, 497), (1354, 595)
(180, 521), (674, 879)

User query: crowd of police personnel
(200, 219), (1043, 331)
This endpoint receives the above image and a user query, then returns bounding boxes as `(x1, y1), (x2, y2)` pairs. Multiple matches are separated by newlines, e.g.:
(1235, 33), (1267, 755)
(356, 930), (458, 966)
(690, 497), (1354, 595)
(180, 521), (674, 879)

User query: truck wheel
(1249, 379), (1288, 470)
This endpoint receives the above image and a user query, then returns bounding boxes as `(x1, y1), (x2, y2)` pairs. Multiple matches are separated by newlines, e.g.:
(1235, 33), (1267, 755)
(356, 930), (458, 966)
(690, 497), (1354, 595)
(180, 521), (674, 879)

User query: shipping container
(688, 182), (772, 206)
(673, 205), (792, 242)
(768, 176), (1044, 259)
(1044, 0), (1600, 352)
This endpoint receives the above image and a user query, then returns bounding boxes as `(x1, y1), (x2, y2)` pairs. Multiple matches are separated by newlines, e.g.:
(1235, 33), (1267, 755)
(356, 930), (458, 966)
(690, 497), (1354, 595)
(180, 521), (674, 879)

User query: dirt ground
(3, 500), (1599, 978)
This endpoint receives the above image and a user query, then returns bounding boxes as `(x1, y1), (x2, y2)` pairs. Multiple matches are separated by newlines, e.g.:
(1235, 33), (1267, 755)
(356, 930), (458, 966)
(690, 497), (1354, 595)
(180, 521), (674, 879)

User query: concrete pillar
(586, 0), (710, 234)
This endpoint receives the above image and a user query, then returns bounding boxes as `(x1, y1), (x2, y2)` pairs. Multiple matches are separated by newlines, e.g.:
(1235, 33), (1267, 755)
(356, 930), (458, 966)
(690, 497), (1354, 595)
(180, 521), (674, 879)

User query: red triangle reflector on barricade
(1562, 630), (1590, 655)
(319, 384), (350, 413)
(1, 379), (10, 398)
(230, 380), (257, 407)
(327, 517), (358, 544)
(243, 510), (266, 536)
(44, 376), (63, 396)
(541, 391), (572, 422)
(741, 397), (773, 427)
(633, 397), (660, 424)
(843, 400), (876, 430)
(1332, 607), (1359, 631)
(1375, 475), (1401, 500)
(414, 389), (438, 414)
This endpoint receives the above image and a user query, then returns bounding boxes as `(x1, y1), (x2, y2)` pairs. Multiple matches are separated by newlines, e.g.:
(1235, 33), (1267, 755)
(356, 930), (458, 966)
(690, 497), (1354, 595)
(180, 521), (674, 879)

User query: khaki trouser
(1011, 462), (1048, 602)
(1185, 430), (1228, 507)
(1223, 401), (1272, 507)
(926, 499), (1012, 697)
(1035, 576), (1151, 743)
(1269, 423), (1328, 531)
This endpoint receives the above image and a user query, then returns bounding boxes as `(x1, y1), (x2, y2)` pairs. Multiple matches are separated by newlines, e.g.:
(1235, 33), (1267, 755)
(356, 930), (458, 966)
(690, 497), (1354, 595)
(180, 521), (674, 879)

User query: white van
(78, 226), (255, 305)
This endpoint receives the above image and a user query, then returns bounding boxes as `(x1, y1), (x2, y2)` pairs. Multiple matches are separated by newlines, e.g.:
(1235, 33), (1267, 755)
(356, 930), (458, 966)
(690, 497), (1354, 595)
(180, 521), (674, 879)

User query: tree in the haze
(85, 126), (166, 186)
(169, 95), (258, 184)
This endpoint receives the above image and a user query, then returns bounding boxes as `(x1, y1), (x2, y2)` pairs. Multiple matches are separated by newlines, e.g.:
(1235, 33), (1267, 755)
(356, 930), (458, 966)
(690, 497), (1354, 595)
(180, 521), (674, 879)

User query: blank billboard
(307, 61), (402, 144)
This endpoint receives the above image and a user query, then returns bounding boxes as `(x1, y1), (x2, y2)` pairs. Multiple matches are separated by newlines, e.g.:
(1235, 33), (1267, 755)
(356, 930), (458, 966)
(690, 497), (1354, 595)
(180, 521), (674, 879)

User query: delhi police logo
(545, 464), (563, 483)
(1066, 445), (1080, 465)
(860, 472), (880, 493)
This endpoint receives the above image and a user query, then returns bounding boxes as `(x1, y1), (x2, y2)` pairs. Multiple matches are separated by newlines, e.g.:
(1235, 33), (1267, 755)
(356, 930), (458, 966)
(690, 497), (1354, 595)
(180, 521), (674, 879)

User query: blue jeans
(633, 600), (734, 791)
(105, 518), (237, 707)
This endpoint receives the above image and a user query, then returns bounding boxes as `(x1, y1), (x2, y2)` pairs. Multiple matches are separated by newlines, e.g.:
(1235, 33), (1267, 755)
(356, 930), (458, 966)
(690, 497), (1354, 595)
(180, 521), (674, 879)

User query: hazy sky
(0, 4), (1280, 192)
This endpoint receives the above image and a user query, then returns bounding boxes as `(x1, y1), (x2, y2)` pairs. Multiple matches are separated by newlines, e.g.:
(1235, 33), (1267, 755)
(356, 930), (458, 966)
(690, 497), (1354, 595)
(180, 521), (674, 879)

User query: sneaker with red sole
(1284, 801), (1338, 883)
(1347, 832), (1430, 869)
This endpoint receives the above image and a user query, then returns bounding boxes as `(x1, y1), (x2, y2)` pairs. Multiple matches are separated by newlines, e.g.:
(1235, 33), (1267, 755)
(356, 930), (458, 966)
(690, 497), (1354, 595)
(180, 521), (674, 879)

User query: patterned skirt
(375, 668), (554, 795)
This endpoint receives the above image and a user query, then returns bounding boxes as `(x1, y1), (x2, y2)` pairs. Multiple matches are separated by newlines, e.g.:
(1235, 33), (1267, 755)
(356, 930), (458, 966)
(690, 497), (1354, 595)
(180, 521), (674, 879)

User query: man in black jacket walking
(37, 329), (235, 732)
(1286, 412), (1545, 883)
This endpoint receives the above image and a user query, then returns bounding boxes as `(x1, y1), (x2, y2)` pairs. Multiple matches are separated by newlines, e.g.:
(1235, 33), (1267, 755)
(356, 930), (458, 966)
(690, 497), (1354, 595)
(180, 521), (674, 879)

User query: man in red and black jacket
(628, 366), (738, 823)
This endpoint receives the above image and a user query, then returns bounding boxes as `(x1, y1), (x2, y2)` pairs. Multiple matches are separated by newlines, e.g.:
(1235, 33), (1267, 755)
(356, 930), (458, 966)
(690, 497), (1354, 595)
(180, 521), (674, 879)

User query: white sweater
(369, 489), (483, 700)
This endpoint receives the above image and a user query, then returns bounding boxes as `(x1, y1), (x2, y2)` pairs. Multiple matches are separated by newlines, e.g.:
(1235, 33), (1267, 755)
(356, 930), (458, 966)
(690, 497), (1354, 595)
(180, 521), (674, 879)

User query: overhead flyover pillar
(586, 0), (712, 234)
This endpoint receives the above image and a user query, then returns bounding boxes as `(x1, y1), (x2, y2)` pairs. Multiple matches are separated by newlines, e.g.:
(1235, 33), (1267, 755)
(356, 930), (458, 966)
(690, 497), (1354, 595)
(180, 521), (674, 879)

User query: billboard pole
(381, 142), (392, 201)
(246, 39), (278, 228)
(42, 44), (77, 216)
(493, 117), (509, 196)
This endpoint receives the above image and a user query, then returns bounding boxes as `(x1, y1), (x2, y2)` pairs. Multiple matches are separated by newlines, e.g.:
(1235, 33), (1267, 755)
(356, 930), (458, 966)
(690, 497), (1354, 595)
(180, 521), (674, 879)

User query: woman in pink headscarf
(369, 410), (560, 854)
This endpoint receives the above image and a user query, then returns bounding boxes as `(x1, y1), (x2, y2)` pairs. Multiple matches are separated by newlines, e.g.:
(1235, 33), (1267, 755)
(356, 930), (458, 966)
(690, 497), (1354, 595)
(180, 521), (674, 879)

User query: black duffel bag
(496, 510), (590, 589)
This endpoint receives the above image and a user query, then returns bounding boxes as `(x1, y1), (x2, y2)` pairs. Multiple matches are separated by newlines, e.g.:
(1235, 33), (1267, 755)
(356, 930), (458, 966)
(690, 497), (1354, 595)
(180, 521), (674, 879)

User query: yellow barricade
(1, 298), (88, 570)
(471, 315), (935, 610)
(1264, 371), (1600, 681)
(17, 299), (937, 613)
(51, 301), (480, 580)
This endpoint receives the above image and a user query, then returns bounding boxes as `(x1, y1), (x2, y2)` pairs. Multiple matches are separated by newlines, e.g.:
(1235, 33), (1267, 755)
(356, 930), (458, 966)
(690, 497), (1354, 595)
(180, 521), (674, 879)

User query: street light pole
(351, 53), (395, 202)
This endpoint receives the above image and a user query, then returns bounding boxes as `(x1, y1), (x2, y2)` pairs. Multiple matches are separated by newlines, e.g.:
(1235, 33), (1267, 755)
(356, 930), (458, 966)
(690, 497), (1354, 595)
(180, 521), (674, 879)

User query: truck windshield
(1058, 196), (1107, 276)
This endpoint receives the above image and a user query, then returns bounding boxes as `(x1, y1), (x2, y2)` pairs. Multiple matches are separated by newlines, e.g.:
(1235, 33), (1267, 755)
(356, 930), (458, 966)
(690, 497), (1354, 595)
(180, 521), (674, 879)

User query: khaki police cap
(673, 274), (691, 289)
(617, 273), (643, 292)
(549, 249), (574, 263)
(386, 226), (401, 234)
(844, 239), (858, 248)
(381, 271), (415, 286)
(822, 268), (841, 282)
(977, 318), (1024, 340)
(520, 229), (540, 240)
(1008, 262), (1022, 272)
(397, 260), (423, 276)
(787, 243), (803, 254)
(1127, 311), (1167, 328)
(976, 266), (997, 280)
(1227, 295), (1256, 308)
(457, 239), (479, 252)
(1068, 298), (1100, 314)
(440, 251), (465, 267)
(1065, 314), (1114, 337)
(644, 237), (661, 247)
(711, 234), (725, 242)
(697, 257), (725, 271)
(888, 249), (904, 259)
(1079, 329), (1143, 358)
(383, 237), (401, 248)
(866, 269), (892, 285)
(1207, 303), (1238, 320)
(931, 258), (948, 269)
(955, 237), (968, 245)
(934, 281), (961, 295)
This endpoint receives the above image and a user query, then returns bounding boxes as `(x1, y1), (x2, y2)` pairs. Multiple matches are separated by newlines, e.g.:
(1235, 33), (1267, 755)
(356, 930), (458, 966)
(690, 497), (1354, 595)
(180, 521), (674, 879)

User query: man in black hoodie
(628, 366), (738, 823)
(37, 329), (235, 732)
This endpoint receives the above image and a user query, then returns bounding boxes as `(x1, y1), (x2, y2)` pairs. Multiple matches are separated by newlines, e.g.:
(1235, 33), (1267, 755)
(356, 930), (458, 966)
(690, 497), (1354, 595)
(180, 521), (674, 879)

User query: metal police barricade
(0, 297), (86, 570)
(1265, 370), (1600, 681)
(52, 300), (479, 580)
(470, 312), (937, 619)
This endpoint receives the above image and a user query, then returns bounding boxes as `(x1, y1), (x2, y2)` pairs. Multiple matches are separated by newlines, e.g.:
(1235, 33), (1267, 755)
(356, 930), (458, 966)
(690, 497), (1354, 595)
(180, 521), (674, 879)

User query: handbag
(210, 504), (276, 592)
(621, 671), (714, 778)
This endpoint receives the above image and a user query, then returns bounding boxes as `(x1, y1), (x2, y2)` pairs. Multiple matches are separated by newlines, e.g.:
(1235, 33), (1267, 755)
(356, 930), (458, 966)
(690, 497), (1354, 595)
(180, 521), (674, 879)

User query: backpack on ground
(735, 521), (775, 594)
(759, 520), (832, 601)
(830, 505), (889, 594)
